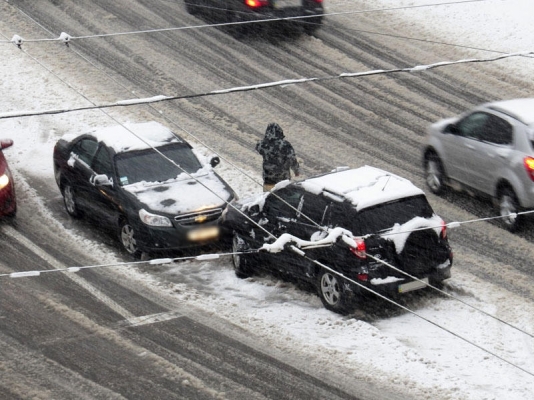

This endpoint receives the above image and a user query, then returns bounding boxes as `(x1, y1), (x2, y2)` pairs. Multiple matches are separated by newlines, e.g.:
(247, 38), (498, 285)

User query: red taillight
(441, 220), (447, 239)
(245, 0), (268, 8)
(524, 156), (534, 181)
(350, 238), (366, 259)
(356, 273), (369, 282)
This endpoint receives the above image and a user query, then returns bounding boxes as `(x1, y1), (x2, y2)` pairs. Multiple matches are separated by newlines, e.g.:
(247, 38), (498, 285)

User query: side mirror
(210, 156), (220, 168)
(444, 123), (459, 135)
(0, 139), (13, 150)
(249, 204), (260, 216)
(92, 174), (113, 187)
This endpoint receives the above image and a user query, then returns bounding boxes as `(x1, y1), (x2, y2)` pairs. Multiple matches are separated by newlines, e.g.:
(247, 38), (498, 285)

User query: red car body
(0, 139), (16, 217)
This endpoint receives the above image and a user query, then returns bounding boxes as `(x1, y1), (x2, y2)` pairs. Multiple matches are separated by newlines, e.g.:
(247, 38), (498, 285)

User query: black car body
(221, 166), (453, 314)
(185, 0), (324, 35)
(53, 121), (236, 257)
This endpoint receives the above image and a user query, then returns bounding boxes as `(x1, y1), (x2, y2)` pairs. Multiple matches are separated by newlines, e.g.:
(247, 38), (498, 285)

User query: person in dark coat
(255, 123), (300, 191)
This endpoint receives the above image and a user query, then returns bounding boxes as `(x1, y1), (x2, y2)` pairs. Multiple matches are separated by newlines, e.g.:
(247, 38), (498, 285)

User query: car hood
(124, 171), (232, 215)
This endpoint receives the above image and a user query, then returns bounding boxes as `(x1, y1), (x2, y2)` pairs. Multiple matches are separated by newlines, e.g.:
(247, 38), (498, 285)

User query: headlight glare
(0, 174), (9, 190)
(139, 209), (172, 227)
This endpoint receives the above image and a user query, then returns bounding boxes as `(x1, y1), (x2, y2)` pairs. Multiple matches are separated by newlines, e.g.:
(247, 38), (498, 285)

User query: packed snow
(2, 0), (534, 399)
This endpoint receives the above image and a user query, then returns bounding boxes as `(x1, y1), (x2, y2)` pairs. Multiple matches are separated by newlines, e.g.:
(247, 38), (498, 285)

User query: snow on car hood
(380, 214), (444, 254)
(124, 169), (231, 215)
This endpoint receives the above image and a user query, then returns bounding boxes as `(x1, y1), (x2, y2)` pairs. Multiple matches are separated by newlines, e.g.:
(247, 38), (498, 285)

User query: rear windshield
(353, 195), (434, 234)
(115, 143), (202, 186)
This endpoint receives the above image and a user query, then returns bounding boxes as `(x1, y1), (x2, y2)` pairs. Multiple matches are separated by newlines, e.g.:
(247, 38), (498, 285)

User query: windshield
(115, 143), (202, 186)
(354, 195), (434, 234)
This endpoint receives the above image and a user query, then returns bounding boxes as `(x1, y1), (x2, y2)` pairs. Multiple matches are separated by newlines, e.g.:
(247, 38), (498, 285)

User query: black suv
(53, 121), (236, 258)
(185, 0), (324, 35)
(221, 166), (453, 314)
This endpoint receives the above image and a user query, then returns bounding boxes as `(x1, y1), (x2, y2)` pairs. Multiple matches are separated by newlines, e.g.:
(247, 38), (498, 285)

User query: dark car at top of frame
(0, 139), (16, 218)
(184, 0), (324, 35)
(221, 166), (453, 314)
(53, 121), (236, 258)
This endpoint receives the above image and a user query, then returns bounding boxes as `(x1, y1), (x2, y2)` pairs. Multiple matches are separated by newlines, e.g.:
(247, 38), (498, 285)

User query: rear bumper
(349, 263), (452, 297)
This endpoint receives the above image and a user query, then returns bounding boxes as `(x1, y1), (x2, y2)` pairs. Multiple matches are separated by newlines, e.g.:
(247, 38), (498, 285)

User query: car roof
(62, 121), (184, 153)
(300, 166), (425, 211)
(485, 98), (534, 126)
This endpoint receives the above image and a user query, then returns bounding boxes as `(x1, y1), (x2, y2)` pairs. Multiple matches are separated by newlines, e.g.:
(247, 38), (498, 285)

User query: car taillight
(356, 273), (369, 282)
(245, 0), (268, 8)
(441, 220), (447, 239)
(349, 238), (366, 259)
(524, 156), (534, 181)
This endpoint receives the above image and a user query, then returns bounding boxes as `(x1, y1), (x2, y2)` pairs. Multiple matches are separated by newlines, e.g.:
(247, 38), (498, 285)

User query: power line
(1, 50), (532, 120)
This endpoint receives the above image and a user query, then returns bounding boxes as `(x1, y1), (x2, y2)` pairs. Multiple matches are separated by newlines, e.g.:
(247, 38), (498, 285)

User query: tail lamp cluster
(245, 0), (323, 8)
(524, 156), (534, 181)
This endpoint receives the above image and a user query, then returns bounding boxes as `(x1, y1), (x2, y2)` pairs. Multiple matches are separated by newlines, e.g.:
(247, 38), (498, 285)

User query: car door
(67, 137), (99, 212)
(88, 145), (122, 228)
(441, 111), (490, 186)
(464, 113), (514, 194)
(262, 187), (306, 274)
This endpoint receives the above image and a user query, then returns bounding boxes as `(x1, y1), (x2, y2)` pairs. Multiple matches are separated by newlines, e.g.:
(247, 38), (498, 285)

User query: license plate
(273, 0), (302, 9)
(398, 277), (429, 293)
(187, 226), (219, 242)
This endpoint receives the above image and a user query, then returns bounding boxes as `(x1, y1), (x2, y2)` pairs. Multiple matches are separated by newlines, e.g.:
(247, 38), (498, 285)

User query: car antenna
(381, 175), (392, 191)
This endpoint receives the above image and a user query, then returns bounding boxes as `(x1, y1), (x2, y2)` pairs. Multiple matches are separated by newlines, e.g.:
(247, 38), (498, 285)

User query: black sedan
(221, 166), (453, 314)
(53, 121), (236, 258)
(185, 0), (324, 35)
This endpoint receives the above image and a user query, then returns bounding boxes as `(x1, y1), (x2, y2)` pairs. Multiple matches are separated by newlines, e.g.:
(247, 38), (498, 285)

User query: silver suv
(423, 98), (534, 231)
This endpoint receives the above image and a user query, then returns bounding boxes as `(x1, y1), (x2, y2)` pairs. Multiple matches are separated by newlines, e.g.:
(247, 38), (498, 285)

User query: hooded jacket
(255, 123), (300, 184)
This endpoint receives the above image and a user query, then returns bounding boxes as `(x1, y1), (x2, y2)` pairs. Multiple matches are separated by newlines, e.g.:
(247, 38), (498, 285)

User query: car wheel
(62, 183), (82, 218)
(498, 187), (521, 232)
(119, 219), (142, 259)
(317, 269), (351, 314)
(232, 233), (253, 278)
(425, 153), (445, 195)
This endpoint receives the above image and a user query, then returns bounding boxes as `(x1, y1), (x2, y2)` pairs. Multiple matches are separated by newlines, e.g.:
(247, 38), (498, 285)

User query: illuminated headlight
(0, 174), (9, 190)
(139, 209), (172, 227)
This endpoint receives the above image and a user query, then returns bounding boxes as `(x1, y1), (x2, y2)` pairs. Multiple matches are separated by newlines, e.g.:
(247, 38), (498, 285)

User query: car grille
(174, 208), (223, 226)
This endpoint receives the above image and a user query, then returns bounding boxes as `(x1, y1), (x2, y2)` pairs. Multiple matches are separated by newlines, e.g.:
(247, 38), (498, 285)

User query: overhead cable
(1, 50), (532, 120)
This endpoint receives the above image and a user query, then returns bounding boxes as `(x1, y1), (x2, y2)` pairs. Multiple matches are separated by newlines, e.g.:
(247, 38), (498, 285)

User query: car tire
(62, 183), (82, 218)
(232, 233), (253, 278)
(317, 269), (351, 314)
(119, 219), (142, 259)
(498, 187), (521, 232)
(424, 152), (446, 195)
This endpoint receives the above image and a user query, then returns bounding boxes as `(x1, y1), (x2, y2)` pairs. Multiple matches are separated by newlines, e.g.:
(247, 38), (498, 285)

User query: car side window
(481, 115), (513, 145)
(266, 188), (303, 219)
(299, 194), (330, 226)
(92, 146), (113, 176)
(457, 112), (490, 139)
(72, 138), (98, 165)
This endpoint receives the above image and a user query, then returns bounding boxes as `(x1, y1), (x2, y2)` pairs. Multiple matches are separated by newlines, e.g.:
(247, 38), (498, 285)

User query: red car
(0, 139), (16, 217)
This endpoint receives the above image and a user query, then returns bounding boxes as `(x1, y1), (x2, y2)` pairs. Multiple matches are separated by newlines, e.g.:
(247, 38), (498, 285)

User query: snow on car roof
(301, 166), (425, 211)
(63, 121), (183, 153)
(486, 98), (534, 126)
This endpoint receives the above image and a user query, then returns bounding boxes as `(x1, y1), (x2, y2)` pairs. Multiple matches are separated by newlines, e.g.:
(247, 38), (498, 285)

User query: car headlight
(0, 174), (9, 190)
(139, 209), (172, 227)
